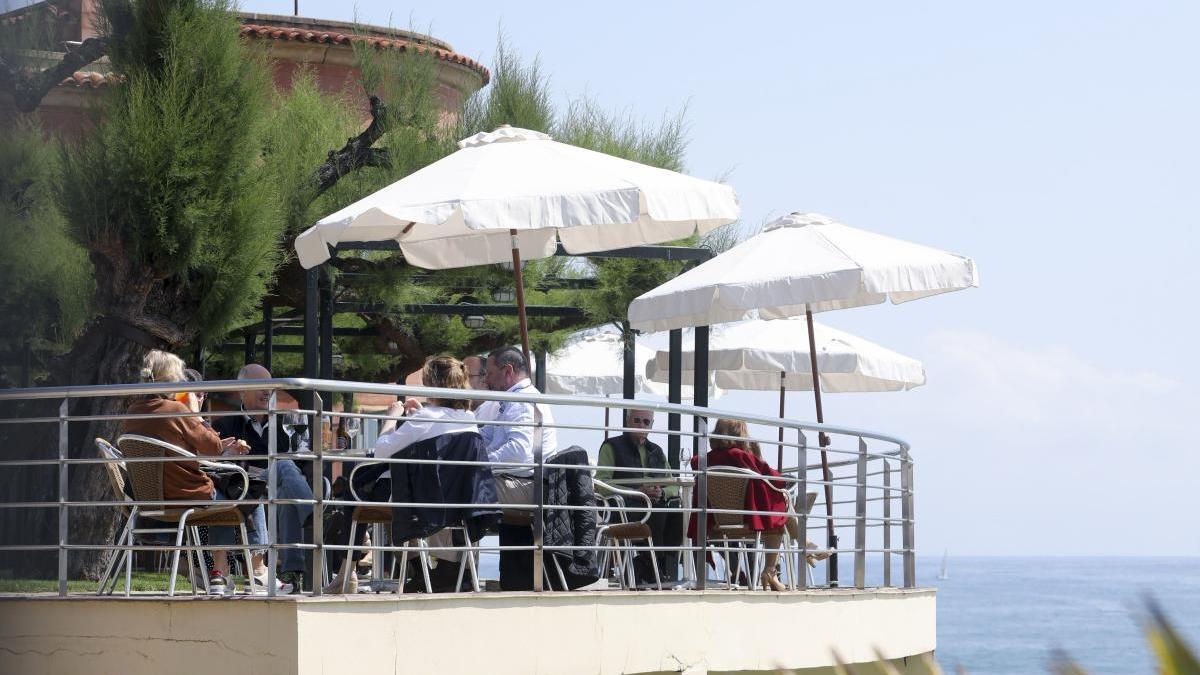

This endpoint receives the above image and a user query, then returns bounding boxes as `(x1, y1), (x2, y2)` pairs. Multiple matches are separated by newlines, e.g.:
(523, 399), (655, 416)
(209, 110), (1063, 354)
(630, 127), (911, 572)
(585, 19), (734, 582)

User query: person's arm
(594, 442), (616, 494)
(486, 402), (536, 472)
(175, 403), (223, 457)
(374, 414), (426, 458)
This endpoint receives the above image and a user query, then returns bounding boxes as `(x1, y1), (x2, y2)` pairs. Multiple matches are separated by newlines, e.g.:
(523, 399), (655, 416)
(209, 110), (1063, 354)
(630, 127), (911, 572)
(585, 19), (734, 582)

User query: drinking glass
(343, 417), (361, 449)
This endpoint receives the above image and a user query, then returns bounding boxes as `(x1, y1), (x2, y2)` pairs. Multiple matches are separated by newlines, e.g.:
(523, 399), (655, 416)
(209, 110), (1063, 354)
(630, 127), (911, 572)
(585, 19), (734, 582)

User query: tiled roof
(239, 23), (490, 85)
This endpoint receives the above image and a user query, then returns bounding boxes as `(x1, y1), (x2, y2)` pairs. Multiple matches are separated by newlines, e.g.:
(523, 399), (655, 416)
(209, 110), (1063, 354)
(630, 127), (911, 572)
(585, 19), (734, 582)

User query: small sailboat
(937, 549), (949, 580)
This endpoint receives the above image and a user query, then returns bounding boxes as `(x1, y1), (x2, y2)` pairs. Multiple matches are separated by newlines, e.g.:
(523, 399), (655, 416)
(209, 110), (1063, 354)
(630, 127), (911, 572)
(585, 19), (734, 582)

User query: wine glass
(283, 412), (308, 452)
(343, 417), (361, 449)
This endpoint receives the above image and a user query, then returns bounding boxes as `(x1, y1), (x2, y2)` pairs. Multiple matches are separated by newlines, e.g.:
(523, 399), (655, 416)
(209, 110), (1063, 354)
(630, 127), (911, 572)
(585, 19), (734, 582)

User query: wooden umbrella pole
(509, 229), (533, 369)
(777, 370), (786, 471)
(806, 307), (838, 585)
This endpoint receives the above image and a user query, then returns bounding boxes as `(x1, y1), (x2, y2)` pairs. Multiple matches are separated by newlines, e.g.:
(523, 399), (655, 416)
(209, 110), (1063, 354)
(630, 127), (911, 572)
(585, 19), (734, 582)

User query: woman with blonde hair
(689, 418), (825, 590)
(120, 350), (249, 593)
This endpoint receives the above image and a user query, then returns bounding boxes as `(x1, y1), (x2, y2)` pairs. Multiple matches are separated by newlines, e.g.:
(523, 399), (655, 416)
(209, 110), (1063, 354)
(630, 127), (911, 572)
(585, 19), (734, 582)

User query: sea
(475, 553), (1198, 673)
(919, 556), (1200, 674)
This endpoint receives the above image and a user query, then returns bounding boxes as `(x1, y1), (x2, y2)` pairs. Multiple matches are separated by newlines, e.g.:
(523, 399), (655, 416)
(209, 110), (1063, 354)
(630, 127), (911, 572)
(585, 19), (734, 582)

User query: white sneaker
(250, 574), (293, 594)
(322, 573), (359, 595)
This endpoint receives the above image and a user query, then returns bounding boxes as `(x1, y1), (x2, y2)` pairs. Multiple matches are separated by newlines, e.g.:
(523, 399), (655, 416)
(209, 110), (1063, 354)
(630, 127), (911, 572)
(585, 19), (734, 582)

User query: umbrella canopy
(645, 318), (925, 393)
(295, 126), (740, 270)
(628, 212), (978, 333)
(538, 324), (709, 398)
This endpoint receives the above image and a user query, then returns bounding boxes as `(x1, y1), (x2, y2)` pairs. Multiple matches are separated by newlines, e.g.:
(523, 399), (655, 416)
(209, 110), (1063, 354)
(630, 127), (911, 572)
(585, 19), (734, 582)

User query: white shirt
(374, 405), (478, 477)
(479, 378), (557, 478)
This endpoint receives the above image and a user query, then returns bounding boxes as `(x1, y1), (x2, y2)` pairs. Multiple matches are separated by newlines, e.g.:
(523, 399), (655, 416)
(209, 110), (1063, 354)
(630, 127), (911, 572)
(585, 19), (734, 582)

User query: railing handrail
(0, 378), (911, 451)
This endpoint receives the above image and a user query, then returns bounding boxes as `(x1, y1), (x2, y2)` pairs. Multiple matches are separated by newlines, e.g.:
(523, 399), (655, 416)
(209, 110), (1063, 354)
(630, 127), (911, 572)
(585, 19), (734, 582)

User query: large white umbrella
(295, 125), (740, 365)
(537, 324), (709, 440)
(628, 211), (977, 577)
(646, 317), (925, 467)
(540, 324), (672, 397)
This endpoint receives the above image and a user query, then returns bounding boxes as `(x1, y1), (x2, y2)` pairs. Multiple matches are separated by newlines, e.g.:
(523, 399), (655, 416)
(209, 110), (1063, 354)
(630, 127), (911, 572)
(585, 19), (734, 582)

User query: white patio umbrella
(628, 211), (977, 573)
(535, 324), (706, 439)
(645, 317), (925, 467)
(540, 324), (672, 397)
(295, 125), (739, 365)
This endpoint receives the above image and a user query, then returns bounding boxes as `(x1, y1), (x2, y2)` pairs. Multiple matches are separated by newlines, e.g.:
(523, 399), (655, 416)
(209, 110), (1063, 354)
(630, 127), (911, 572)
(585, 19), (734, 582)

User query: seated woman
(690, 418), (825, 591)
(326, 355), (480, 593)
(120, 351), (274, 594)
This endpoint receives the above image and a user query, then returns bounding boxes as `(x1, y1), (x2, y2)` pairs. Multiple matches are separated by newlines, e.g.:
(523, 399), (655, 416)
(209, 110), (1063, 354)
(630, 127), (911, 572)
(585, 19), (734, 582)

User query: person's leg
(761, 530), (786, 591)
(274, 459), (314, 573)
(659, 499), (683, 581)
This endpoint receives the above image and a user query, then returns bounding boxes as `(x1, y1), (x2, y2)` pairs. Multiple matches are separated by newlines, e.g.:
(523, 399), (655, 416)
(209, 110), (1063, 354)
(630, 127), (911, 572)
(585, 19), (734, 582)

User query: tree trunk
(0, 323), (147, 579)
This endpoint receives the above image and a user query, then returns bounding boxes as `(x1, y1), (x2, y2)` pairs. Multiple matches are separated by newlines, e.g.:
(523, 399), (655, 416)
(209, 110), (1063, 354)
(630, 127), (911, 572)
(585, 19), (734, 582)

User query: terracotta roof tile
(239, 23), (490, 85)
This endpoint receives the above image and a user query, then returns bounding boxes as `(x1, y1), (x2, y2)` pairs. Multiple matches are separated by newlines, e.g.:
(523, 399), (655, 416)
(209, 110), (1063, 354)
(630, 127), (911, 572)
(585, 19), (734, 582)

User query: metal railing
(0, 378), (915, 596)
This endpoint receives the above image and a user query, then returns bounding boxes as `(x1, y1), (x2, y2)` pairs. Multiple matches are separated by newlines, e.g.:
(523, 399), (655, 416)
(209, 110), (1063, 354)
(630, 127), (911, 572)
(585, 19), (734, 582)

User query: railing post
(532, 405), (544, 592)
(58, 398), (68, 596)
(797, 429), (807, 590)
(694, 416), (708, 591)
(267, 390), (279, 597)
(311, 393), (325, 596)
(882, 459), (892, 587)
(901, 447), (915, 588)
(854, 437), (867, 590)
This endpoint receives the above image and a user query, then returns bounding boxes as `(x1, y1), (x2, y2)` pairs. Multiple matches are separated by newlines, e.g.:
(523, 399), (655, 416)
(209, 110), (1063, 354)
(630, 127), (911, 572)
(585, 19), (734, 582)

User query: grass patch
(0, 571), (250, 594)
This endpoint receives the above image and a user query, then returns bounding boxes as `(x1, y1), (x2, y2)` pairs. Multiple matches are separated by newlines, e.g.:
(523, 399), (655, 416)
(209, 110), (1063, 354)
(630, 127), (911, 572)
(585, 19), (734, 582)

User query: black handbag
(205, 465), (268, 501)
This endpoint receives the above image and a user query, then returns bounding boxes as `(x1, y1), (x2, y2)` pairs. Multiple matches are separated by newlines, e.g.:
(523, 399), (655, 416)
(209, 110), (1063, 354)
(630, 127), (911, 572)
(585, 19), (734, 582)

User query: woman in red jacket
(690, 418), (824, 590)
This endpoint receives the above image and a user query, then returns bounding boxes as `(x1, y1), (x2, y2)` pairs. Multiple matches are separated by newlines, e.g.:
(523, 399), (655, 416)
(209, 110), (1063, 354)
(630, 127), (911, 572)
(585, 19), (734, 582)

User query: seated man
(480, 347), (557, 507)
(213, 364), (314, 592)
(596, 408), (681, 583)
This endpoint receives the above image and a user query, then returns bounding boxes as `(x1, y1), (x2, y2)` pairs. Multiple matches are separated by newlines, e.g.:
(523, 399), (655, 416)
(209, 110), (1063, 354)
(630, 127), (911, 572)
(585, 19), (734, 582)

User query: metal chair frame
(116, 434), (255, 597)
(593, 479), (662, 591)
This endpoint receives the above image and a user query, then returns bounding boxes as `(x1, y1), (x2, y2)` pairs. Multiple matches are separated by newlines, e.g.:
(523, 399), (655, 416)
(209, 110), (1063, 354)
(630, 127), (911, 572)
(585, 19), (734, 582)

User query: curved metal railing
(0, 378), (915, 596)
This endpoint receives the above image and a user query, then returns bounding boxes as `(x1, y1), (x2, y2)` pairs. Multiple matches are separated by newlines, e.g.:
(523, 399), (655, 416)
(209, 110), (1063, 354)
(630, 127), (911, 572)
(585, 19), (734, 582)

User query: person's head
(463, 355), (486, 390)
(624, 408), (654, 446)
(236, 363), (272, 412)
(484, 346), (527, 392)
(422, 355), (470, 410)
(710, 418), (759, 457)
(139, 350), (186, 396)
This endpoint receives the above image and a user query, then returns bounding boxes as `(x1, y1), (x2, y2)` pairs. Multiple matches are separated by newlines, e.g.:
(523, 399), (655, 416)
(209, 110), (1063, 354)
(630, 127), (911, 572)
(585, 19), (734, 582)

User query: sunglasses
(630, 416), (653, 425)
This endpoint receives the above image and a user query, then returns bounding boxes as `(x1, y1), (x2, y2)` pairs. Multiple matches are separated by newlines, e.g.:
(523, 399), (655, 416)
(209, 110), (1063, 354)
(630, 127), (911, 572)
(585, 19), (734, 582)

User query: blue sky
(250, 1), (1200, 555)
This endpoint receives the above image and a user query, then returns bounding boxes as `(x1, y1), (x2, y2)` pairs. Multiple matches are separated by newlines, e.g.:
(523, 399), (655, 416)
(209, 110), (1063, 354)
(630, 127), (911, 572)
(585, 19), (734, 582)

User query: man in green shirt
(596, 409), (681, 582)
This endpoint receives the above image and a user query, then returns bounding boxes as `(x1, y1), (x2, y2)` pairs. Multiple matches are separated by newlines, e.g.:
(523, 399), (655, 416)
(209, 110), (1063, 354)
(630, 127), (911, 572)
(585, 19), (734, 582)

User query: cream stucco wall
(0, 588), (935, 675)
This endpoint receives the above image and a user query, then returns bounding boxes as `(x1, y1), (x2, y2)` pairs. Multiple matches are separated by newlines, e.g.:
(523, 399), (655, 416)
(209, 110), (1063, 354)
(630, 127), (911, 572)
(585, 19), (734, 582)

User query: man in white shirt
(480, 346), (557, 508)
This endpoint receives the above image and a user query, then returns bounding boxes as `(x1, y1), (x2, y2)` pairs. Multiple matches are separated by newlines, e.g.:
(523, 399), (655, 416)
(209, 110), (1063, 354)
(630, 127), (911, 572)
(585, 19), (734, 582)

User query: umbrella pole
(777, 371), (786, 471)
(807, 307), (838, 586)
(509, 229), (533, 368)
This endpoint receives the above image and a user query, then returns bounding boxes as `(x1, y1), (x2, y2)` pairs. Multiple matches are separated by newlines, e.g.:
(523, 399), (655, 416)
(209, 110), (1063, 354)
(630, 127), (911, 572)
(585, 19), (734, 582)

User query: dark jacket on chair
(389, 431), (501, 543)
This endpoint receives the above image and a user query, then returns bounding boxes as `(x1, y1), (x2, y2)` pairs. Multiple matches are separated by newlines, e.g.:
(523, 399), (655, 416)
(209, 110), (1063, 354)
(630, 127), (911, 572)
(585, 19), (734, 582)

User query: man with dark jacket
(595, 409), (681, 583)
(212, 364), (314, 592)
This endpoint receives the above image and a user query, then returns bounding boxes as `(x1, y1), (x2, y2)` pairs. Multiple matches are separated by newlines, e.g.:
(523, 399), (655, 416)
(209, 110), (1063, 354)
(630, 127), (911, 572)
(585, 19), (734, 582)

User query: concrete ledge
(0, 588), (935, 674)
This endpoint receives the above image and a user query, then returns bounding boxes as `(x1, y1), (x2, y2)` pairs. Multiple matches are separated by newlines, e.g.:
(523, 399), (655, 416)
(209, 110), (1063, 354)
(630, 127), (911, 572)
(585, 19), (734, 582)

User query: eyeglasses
(630, 416), (653, 425)
(469, 371), (486, 379)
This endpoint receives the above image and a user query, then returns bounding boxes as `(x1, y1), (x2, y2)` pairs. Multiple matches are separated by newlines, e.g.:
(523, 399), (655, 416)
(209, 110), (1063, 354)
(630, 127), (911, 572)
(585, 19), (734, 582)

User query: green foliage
(261, 68), (358, 238)
(0, 123), (95, 378)
(459, 39), (554, 136)
(58, 0), (283, 343)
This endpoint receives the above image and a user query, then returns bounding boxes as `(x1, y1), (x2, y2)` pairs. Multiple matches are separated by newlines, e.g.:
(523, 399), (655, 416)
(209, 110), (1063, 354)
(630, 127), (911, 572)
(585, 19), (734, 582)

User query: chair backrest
(95, 438), (130, 507)
(802, 491), (818, 515)
(705, 468), (753, 530)
(116, 434), (191, 505)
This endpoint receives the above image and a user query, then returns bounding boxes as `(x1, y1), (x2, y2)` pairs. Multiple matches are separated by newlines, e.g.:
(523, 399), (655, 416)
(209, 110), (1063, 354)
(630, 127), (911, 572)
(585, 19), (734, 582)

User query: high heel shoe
(759, 570), (787, 592)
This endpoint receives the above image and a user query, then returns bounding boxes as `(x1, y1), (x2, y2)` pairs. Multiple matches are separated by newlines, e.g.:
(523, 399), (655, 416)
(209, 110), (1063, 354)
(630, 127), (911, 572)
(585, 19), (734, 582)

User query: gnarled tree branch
(311, 95), (393, 197)
(0, 36), (110, 113)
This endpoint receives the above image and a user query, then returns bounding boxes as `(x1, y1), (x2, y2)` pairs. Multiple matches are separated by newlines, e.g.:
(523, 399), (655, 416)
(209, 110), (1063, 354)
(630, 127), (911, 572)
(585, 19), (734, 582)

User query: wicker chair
(94, 438), (183, 596)
(116, 434), (255, 596)
(593, 479), (662, 591)
(705, 466), (799, 590)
